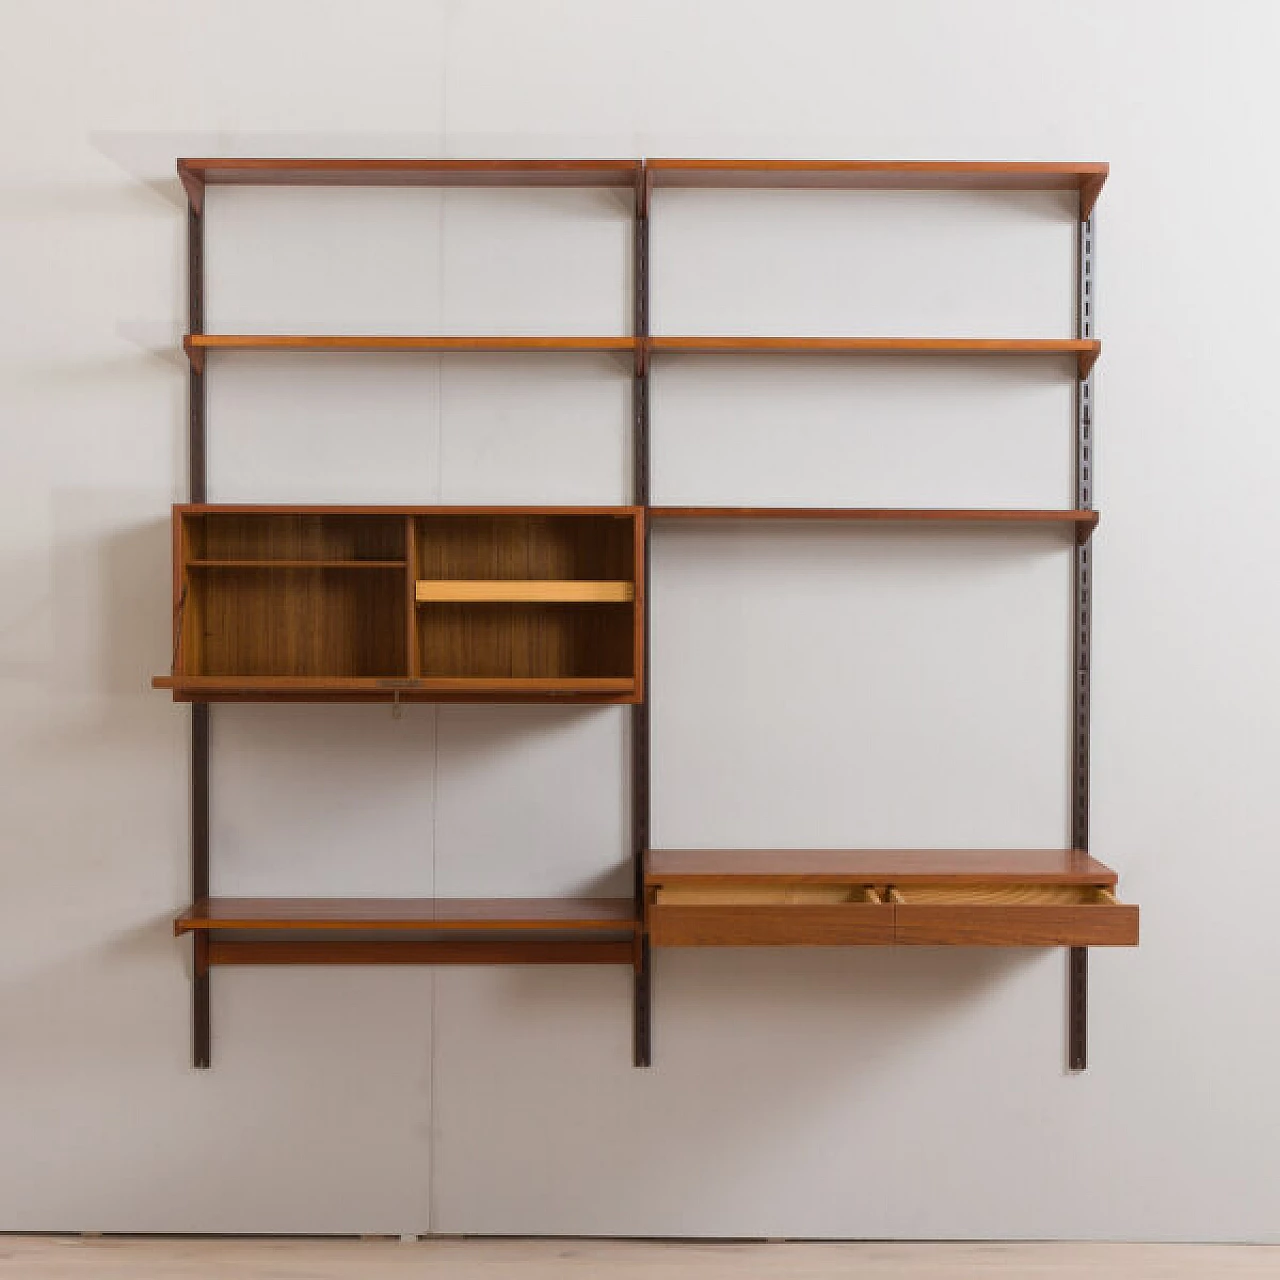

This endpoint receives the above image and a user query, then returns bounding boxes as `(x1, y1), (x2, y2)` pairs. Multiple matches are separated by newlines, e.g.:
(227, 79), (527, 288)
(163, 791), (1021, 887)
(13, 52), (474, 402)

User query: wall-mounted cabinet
(154, 505), (644, 704)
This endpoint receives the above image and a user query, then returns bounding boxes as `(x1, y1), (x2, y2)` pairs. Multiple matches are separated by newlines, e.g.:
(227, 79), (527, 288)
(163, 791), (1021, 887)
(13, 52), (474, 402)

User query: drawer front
(894, 903), (1139, 947)
(649, 904), (894, 947)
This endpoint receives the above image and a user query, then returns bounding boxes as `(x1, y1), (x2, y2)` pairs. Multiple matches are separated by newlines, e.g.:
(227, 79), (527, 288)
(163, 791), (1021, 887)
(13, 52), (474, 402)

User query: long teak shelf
(178, 157), (1106, 218)
(183, 334), (1100, 378)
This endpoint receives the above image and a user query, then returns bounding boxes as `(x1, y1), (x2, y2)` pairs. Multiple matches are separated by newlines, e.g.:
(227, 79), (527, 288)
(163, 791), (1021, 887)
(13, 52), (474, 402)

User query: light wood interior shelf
(416, 580), (635, 603)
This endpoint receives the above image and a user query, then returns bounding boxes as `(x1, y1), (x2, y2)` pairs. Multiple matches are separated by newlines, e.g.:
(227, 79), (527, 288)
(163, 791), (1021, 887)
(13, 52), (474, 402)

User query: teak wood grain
(892, 902), (1138, 947)
(648, 904), (895, 947)
(175, 897), (637, 933)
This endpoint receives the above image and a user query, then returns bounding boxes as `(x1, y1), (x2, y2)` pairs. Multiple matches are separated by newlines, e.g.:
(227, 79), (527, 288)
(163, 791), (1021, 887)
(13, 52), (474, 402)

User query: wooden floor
(1, 1237), (1276, 1278)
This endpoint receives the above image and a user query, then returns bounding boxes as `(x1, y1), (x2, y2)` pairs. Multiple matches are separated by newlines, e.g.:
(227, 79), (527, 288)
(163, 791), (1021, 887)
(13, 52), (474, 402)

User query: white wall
(1, 0), (1278, 1241)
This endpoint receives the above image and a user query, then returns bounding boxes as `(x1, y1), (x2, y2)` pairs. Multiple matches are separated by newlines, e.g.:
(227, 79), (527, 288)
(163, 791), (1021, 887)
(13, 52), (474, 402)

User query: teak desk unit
(158, 157), (1135, 1073)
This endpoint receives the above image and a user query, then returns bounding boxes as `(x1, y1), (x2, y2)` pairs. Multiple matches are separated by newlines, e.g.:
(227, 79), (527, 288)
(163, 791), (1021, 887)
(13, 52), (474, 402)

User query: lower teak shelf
(175, 897), (639, 967)
(645, 849), (1138, 948)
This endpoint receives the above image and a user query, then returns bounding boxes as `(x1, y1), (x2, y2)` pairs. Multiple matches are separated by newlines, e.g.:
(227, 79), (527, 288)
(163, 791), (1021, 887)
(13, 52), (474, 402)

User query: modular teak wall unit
(158, 157), (1136, 1073)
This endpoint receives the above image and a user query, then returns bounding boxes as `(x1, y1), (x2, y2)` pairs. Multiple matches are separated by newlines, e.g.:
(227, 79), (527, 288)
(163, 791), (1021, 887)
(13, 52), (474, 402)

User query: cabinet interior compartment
(188, 511), (406, 562)
(414, 513), (639, 681)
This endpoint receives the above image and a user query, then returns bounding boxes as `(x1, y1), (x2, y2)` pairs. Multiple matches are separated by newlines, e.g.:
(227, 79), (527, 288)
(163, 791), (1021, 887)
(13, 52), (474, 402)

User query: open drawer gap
(653, 884), (880, 906)
(887, 884), (1118, 906)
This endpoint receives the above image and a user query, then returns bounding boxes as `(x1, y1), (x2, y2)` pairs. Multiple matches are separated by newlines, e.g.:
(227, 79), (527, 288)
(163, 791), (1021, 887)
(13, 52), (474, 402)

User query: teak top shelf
(645, 849), (1119, 887)
(175, 896), (637, 933)
(178, 157), (1107, 218)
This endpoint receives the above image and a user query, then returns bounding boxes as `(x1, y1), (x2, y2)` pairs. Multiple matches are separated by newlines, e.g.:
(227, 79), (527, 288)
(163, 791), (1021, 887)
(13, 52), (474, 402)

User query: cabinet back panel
(194, 569), (408, 676)
(191, 513), (406, 561)
(415, 516), (634, 581)
(418, 603), (633, 678)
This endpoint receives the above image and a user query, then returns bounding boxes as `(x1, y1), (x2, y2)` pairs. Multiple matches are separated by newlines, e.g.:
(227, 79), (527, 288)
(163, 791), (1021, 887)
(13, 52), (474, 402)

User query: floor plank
(1, 1237), (1277, 1279)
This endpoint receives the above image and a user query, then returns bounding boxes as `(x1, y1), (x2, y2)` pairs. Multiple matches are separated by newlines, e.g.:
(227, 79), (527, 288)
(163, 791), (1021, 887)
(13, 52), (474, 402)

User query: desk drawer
(889, 884), (1138, 946)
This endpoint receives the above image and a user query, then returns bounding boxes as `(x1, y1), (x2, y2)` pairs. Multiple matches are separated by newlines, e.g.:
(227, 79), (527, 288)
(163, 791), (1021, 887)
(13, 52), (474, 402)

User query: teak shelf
(164, 156), (1131, 1073)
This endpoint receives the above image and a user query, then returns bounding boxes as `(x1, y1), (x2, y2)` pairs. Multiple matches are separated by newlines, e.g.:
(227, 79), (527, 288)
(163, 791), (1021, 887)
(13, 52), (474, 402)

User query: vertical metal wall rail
(187, 193), (212, 1069)
(632, 164), (653, 1067)
(1069, 212), (1095, 1071)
